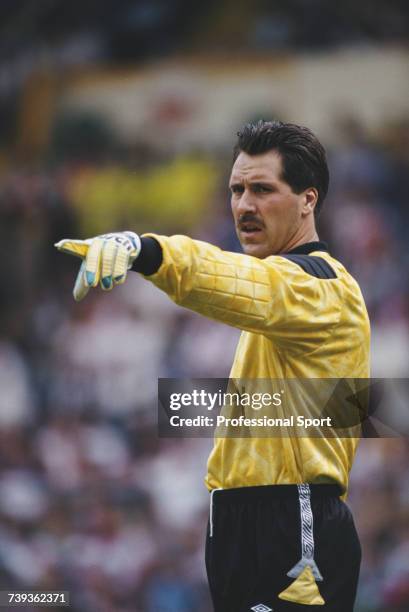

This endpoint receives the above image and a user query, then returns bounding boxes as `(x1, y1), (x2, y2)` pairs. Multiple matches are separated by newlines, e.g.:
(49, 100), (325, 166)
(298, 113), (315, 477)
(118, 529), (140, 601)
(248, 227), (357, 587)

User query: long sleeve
(141, 234), (349, 353)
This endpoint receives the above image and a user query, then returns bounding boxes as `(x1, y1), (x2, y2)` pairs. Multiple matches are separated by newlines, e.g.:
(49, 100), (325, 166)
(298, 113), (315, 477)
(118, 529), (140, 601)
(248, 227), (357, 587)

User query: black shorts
(205, 484), (361, 612)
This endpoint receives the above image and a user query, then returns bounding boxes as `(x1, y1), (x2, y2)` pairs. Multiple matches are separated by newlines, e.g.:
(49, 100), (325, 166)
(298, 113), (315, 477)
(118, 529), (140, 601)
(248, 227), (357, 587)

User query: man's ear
(301, 188), (318, 217)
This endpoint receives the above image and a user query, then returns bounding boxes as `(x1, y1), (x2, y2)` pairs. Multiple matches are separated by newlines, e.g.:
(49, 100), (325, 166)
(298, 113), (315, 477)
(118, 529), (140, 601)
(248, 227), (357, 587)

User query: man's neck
(280, 229), (319, 254)
(286, 240), (329, 255)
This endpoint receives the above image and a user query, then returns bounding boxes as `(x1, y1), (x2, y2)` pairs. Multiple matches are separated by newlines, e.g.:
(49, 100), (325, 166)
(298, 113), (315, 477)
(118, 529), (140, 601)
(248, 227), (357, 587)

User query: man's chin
(241, 242), (272, 259)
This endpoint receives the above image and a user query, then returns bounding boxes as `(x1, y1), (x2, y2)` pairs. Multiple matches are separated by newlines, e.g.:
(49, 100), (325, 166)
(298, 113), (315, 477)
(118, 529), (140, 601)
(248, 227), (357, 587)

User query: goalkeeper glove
(55, 231), (141, 301)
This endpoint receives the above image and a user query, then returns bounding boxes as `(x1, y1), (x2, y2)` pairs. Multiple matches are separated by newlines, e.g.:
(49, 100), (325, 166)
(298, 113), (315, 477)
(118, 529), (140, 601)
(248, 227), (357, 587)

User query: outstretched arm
(56, 231), (342, 352)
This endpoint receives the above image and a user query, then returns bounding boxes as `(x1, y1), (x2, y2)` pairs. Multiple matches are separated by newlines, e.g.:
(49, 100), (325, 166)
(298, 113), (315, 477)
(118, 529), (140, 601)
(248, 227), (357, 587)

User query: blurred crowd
(0, 113), (409, 612)
(1, 1), (408, 69)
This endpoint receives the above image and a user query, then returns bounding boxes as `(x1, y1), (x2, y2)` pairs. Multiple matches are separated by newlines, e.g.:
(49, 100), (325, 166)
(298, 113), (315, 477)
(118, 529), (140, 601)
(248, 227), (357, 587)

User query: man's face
(230, 150), (308, 258)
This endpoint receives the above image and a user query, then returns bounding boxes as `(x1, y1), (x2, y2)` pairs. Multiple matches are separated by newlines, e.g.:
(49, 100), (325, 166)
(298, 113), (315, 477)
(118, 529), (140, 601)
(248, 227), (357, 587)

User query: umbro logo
(250, 605), (273, 612)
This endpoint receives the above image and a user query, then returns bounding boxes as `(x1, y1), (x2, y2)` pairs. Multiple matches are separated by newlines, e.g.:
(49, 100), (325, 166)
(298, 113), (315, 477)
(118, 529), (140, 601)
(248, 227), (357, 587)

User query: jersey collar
(285, 241), (329, 255)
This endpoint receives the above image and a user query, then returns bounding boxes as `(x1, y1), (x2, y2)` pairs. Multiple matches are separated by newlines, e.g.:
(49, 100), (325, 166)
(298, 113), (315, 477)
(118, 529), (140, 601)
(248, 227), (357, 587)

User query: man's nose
(235, 189), (257, 214)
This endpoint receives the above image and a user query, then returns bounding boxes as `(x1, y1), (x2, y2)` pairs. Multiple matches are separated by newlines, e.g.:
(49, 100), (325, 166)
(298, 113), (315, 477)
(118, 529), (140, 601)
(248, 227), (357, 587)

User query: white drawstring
(209, 488), (222, 537)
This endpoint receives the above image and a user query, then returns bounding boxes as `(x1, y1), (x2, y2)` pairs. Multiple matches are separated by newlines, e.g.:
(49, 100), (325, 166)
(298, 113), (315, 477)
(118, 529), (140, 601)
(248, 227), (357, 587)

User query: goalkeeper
(56, 121), (370, 612)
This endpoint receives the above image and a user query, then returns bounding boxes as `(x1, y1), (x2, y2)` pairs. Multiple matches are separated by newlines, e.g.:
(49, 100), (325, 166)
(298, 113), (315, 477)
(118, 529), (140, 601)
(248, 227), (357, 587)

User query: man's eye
(254, 185), (271, 193)
(231, 186), (244, 194)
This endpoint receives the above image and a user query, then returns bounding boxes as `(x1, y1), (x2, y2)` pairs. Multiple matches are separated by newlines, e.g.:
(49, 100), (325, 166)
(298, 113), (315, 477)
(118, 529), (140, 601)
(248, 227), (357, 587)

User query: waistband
(210, 484), (342, 504)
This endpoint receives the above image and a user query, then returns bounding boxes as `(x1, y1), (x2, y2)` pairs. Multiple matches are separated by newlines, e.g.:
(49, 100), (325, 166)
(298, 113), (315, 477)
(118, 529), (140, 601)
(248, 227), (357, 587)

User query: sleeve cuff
(131, 236), (163, 276)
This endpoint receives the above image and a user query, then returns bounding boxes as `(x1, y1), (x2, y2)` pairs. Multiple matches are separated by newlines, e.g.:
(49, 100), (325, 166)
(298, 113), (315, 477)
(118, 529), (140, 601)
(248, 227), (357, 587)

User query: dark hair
(233, 120), (329, 217)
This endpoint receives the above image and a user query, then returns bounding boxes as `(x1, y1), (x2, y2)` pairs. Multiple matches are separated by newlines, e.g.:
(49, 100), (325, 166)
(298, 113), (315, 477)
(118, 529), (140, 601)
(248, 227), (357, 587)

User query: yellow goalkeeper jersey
(145, 234), (370, 494)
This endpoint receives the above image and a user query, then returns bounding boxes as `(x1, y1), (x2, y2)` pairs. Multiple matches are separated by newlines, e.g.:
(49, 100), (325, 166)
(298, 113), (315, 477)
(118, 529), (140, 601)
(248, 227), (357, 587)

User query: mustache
(237, 213), (265, 229)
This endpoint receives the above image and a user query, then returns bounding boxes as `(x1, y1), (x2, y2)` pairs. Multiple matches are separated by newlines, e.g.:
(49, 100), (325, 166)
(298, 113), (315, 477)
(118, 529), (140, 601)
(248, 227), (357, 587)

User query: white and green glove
(55, 231), (141, 301)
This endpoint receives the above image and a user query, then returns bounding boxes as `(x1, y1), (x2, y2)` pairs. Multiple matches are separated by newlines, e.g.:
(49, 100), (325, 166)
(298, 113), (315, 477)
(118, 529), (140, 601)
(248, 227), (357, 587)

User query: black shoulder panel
(281, 255), (337, 279)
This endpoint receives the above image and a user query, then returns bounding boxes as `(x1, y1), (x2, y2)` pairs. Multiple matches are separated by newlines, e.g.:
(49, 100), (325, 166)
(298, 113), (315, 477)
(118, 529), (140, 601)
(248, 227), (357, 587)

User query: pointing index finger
(54, 239), (90, 259)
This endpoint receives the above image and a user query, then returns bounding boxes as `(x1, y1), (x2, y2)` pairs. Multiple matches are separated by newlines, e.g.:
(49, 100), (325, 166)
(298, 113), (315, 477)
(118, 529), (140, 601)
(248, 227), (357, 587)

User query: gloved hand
(55, 231), (141, 301)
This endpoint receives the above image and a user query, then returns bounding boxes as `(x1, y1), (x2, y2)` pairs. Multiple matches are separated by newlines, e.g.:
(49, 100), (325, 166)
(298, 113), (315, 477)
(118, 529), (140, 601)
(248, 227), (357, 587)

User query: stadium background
(0, 1), (409, 610)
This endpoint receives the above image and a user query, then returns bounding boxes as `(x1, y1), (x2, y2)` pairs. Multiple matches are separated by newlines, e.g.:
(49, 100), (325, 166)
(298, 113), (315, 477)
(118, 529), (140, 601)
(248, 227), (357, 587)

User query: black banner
(158, 378), (408, 438)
